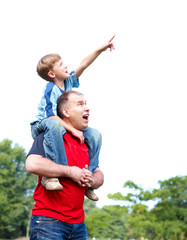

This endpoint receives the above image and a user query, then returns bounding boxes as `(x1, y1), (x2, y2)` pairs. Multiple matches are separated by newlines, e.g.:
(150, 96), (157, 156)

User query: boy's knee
(88, 128), (102, 144)
(45, 118), (61, 129)
(95, 130), (102, 142)
(43, 118), (66, 135)
(51, 119), (61, 128)
(93, 128), (101, 137)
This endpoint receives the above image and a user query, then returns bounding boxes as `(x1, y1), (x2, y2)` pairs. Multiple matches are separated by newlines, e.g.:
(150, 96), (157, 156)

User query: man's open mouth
(83, 114), (89, 120)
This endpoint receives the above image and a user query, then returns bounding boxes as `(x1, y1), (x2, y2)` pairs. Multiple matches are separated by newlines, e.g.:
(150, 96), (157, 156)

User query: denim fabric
(31, 118), (68, 165)
(82, 127), (102, 173)
(30, 215), (87, 240)
(31, 119), (102, 173)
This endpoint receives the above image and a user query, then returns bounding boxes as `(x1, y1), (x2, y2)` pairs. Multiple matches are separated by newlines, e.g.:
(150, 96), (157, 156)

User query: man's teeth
(83, 115), (89, 119)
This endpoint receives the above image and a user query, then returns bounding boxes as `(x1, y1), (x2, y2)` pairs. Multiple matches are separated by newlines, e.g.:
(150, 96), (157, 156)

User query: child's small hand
(71, 129), (85, 144)
(100, 35), (115, 52)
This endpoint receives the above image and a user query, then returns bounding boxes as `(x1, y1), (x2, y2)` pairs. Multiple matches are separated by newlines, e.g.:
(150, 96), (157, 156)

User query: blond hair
(37, 54), (61, 81)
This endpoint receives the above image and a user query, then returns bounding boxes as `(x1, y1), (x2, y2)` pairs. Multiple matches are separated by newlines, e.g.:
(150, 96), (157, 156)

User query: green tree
(85, 204), (129, 240)
(126, 203), (158, 240)
(151, 176), (187, 240)
(108, 176), (187, 240)
(84, 198), (97, 215)
(0, 139), (37, 239)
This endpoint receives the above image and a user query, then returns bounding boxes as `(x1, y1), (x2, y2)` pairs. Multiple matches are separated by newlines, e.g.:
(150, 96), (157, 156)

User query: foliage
(0, 139), (37, 239)
(0, 139), (186, 240)
(85, 203), (129, 240)
(108, 175), (187, 240)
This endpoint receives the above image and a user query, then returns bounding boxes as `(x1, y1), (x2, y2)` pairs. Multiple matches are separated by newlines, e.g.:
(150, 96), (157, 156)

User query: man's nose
(85, 105), (90, 111)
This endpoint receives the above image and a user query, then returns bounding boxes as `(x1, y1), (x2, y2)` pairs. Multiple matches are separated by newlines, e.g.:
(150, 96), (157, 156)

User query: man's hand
(82, 165), (104, 189)
(81, 165), (93, 188)
(68, 166), (93, 187)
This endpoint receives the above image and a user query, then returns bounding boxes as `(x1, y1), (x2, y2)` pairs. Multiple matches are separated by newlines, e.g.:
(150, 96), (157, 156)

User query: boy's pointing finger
(109, 35), (115, 42)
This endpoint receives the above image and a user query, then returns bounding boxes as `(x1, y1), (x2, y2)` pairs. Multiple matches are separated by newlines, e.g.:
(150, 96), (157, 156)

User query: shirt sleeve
(27, 132), (45, 157)
(65, 71), (80, 91)
(44, 83), (57, 117)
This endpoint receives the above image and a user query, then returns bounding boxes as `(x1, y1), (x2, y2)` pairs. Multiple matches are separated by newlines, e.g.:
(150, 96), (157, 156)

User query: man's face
(67, 94), (90, 130)
(52, 59), (70, 80)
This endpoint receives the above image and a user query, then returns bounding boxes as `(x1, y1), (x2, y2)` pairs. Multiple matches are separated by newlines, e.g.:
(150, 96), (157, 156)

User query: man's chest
(64, 133), (89, 168)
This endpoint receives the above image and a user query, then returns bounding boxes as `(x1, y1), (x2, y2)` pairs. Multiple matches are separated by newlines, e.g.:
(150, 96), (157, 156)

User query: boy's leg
(40, 118), (68, 165)
(37, 118), (68, 191)
(81, 127), (102, 173)
(81, 127), (102, 201)
(30, 121), (43, 139)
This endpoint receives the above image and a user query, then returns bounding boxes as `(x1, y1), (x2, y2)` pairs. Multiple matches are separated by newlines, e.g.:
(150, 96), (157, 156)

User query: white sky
(0, 0), (186, 207)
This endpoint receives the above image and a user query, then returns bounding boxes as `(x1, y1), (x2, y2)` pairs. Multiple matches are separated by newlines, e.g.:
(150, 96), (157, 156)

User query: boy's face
(51, 59), (70, 80)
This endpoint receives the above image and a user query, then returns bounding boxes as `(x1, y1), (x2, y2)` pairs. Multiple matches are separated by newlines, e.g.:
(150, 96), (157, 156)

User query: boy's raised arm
(75, 35), (115, 78)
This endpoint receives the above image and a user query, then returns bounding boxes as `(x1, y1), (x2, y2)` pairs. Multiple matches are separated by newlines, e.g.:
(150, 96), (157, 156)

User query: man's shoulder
(27, 132), (45, 157)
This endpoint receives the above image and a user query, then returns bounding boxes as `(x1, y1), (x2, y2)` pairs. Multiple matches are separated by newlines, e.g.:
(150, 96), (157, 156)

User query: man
(26, 91), (104, 240)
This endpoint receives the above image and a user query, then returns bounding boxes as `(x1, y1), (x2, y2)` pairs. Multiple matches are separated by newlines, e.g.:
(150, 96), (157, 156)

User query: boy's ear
(62, 108), (69, 118)
(48, 71), (55, 79)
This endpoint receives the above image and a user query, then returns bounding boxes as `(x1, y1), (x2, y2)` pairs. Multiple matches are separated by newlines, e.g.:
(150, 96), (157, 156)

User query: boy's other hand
(71, 129), (85, 144)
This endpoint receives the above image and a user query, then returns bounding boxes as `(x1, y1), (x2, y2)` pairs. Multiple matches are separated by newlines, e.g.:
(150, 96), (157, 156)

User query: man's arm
(26, 154), (92, 187)
(75, 35), (115, 79)
(92, 167), (104, 189)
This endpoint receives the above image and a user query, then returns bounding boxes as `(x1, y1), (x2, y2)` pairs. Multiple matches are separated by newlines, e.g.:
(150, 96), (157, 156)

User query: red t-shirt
(32, 133), (89, 223)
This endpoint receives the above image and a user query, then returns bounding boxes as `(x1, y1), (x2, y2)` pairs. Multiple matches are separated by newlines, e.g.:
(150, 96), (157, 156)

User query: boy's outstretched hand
(75, 35), (115, 78)
(100, 35), (115, 52)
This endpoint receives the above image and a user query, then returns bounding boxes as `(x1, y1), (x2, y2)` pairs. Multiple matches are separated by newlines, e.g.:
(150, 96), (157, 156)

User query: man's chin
(81, 124), (88, 130)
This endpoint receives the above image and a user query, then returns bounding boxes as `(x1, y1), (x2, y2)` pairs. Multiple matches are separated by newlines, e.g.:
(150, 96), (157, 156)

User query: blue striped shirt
(31, 72), (79, 123)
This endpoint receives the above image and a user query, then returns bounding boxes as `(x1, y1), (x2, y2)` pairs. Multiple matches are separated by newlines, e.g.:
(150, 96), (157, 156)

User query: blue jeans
(82, 127), (102, 173)
(30, 118), (102, 173)
(30, 215), (87, 240)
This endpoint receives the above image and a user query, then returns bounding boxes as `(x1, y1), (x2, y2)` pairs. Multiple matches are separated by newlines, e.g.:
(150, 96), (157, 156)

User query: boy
(30, 36), (115, 201)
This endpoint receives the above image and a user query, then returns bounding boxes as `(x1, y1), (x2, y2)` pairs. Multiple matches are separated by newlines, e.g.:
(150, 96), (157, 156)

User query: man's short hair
(37, 54), (61, 82)
(57, 91), (84, 119)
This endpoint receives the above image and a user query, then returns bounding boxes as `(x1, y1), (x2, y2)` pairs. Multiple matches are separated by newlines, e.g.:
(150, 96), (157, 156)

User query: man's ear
(48, 71), (55, 79)
(62, 108), (69, 118)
